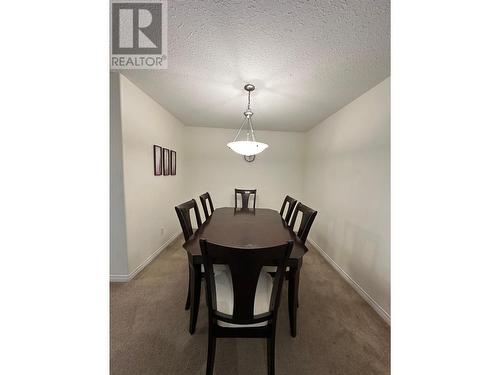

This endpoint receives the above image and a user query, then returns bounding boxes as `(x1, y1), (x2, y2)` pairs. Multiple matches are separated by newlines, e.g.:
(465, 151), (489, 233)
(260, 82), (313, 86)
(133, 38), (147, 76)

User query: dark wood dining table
(183, 207), (308, 337)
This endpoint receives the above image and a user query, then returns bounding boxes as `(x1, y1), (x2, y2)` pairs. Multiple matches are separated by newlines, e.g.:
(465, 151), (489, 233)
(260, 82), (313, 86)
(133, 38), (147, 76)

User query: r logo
(112, 2), (162, 54)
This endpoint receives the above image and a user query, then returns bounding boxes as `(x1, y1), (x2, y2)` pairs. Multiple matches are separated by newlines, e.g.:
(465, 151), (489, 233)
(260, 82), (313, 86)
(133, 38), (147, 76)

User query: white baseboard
(110, 232), (181, 282)
(307, 238), (391, 325)
(109, 274), (129, 282)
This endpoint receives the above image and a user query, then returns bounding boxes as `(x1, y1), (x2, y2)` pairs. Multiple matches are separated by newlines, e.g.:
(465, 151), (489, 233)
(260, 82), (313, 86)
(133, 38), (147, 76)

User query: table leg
(288, 259), (302, 337)
(189, 262), (202, 334)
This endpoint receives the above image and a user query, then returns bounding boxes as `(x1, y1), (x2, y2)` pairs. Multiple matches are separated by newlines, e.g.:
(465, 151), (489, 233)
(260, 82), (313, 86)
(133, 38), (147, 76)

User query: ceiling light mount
(227, 83), (269, 157)
(244, 83), (255, 92)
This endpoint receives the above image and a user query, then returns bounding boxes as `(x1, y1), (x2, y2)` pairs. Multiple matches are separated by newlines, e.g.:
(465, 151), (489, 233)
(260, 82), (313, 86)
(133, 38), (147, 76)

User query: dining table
(182, 207), (308, 337)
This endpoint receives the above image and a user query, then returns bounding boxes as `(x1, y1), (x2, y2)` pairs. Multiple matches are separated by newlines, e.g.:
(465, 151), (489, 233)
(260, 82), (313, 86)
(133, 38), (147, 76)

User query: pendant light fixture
(227, 84), (269, 156)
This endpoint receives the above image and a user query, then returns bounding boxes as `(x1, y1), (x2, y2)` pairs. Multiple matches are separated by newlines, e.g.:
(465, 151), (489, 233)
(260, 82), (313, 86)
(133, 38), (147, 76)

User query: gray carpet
(111, 236), (390, 375)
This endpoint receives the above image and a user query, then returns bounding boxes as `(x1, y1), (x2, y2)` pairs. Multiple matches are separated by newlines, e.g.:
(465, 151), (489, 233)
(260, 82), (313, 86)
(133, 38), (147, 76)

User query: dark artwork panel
(163, 148), (170, 175)
(153, 145), (162, 176)
(170, 150), (176, 175)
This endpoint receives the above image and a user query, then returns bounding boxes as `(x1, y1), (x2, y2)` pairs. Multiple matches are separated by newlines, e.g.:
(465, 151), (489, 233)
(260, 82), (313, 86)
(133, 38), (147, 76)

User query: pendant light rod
(244, 84), (256, 142)
(246, 87), (252, 111)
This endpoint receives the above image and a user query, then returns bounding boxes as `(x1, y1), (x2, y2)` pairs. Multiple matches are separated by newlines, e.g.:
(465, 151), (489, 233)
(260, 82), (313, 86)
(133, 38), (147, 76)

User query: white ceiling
(121, 0), (390, 132)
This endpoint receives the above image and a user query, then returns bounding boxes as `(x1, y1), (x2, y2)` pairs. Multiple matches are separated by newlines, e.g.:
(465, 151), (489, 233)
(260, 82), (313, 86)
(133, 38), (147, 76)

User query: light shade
(227, 141), (269, 156)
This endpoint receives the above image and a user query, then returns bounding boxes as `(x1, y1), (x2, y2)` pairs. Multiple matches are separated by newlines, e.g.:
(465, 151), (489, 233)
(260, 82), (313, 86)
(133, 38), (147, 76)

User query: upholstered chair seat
(214, 268), (273, 328)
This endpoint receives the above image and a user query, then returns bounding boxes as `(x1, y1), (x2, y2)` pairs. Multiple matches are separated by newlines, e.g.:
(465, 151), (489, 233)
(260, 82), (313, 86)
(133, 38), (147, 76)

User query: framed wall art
(153, 145), (162, 176)
(162, 148), (170, 176)
(170, 150), (176, 175)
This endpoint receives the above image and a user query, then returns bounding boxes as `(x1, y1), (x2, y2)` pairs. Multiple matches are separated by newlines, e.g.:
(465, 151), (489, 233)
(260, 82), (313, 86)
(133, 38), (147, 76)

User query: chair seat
(201, 264), (226, 274)
(214, 269), (273, 328)
(262, 266), (290, 273)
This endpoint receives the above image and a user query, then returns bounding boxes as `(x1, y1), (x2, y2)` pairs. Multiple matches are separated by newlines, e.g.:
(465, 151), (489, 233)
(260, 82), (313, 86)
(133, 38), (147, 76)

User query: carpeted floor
(110, 236), (390, 375)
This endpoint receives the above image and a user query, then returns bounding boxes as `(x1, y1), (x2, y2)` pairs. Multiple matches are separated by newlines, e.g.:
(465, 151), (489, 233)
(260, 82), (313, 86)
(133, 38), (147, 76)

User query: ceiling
(121, 0), (390, 132)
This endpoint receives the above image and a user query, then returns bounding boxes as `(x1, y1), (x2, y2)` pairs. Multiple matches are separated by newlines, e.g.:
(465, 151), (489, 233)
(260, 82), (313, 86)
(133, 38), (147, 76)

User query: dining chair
(279, 195), (298, 225)
(289, 202), (318, 244)
(288, 203), (317, 310)
(234, 188), (257, 209)
(199, 192), (215, 221)
(175, 199), (225, 333)
(175, 199), (203, 332)
(175, 199), (202, 242)
(200, 239), (293, 375)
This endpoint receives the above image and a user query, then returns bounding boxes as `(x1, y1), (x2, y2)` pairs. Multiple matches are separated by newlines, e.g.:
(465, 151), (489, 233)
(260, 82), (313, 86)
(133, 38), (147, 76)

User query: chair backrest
(289, 202), (318, 244)
(175, 199), (202, 241)
(200, 239), (293, 326)
(279, 195), (298, 225)
(199, 192), (214, 221)
(234, 189), (256, 209)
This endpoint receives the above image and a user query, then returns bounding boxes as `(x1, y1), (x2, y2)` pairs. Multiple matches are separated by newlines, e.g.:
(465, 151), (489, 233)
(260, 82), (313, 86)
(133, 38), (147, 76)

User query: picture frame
(170, 150), (177, 175)
(153, 145), (162, 176)
(162, 148), (170, 176)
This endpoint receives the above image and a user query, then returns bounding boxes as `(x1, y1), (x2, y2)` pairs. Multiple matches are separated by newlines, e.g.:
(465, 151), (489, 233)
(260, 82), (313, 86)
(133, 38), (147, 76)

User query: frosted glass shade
(227, 141), (269, 156)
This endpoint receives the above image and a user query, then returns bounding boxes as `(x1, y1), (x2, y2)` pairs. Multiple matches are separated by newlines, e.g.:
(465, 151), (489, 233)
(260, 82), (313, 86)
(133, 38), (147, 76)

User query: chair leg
(267, 335), (276, 375)
(296, 273), (300, 308)
(288, 262), (301, 337)
(185, 266), (191, 310)
(189, 263), (201, 334)
(206, 330), (217, 375)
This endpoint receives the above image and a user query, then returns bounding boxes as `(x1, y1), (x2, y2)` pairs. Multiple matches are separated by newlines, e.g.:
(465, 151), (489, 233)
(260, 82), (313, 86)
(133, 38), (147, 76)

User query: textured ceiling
(121, 0), (390, 132)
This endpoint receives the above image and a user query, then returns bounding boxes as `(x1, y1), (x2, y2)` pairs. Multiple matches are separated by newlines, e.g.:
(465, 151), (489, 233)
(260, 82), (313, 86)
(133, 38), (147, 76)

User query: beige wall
(183, 126), (305, 214)
(110, 73), (128, 275)
(119, 74), (186, 274)
(304, 78), (390, 316)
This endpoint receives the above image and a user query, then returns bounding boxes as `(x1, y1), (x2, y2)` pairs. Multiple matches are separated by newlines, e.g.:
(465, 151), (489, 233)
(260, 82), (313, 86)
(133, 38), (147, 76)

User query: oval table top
(182, 207), (308, 261)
